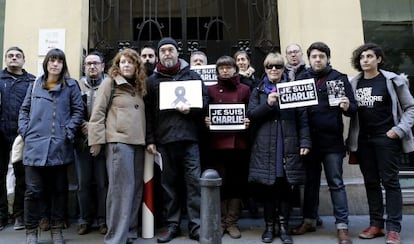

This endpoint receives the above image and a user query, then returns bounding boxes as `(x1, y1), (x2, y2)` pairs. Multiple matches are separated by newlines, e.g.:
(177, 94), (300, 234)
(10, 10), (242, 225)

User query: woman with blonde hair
(247, 52), (311, 244)
(88, 48), (147, 244)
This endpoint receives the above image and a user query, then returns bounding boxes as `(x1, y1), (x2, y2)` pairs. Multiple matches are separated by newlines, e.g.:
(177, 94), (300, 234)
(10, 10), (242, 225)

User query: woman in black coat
(247, 52), (311, 244)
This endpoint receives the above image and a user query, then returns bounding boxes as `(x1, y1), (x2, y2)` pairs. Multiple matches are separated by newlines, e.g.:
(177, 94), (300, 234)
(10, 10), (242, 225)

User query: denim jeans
(24, 165), (68, 229)
(303, 151), (349, 227)
(74, 147), (107, 225)
(158, 141), (201, 232)
(357, 134), (402, 232)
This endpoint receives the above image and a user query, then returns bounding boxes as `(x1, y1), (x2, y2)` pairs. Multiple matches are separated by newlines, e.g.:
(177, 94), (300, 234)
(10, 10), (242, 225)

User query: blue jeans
(303, 151), (349, 227)
(74, 147), (107, 225)
(357, 134), (402, 232)
(158, 141), (201, 232)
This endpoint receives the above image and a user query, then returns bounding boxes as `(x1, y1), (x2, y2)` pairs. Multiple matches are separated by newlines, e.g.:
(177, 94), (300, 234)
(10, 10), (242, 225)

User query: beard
(162, 58), (176, 68)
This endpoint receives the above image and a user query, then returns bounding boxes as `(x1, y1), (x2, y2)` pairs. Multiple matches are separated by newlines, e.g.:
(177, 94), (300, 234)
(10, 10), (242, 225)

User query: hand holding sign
(267, 92), (279, 106)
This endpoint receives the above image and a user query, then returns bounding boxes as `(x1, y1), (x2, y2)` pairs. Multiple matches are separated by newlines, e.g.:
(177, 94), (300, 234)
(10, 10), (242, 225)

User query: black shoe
(189, 227), (200, 241)
(77, 224), (90, 235)
(261, 224), (275, 243)
(316, 216), (323, 226)
(157, 225), (181, 243)
(14, 216), (25, 230)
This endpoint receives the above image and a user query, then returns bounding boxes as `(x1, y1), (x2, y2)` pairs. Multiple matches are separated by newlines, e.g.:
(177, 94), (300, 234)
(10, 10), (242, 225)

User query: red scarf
(156, 60), (181, 76)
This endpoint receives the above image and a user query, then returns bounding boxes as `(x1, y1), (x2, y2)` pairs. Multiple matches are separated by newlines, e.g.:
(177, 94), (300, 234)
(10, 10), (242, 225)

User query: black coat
(297, 67), (356, 153)
(247, 80), (311, 185)
(0, 69), (35, 144)
(145, 59), (208, 145)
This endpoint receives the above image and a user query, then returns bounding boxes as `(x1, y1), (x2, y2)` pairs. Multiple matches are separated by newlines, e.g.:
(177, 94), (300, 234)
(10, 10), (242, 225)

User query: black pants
(24, 165), (68, 229)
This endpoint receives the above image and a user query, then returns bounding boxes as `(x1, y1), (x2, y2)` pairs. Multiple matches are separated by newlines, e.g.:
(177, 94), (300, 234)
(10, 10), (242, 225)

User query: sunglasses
(265, 64), (284, 70)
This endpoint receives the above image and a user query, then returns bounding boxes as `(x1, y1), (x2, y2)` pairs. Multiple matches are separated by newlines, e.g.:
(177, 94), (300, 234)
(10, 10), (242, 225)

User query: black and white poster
(159, 80), (203, 110)
(190, 65), (217, 86)
(326, 79), (346, 106)
(276, 78), (318, 109)
(209, 104), (246, 130)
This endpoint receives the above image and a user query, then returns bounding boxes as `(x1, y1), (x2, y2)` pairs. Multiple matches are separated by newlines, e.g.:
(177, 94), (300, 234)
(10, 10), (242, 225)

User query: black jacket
(297, 67), (356, 153)
(145, 59), (208, 145)
(0, 69), (35, 144)
(247, 80), (311, 185)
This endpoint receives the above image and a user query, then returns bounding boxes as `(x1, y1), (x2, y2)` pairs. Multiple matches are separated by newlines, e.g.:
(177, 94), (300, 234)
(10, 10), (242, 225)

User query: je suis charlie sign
(276, 78), (318, 109)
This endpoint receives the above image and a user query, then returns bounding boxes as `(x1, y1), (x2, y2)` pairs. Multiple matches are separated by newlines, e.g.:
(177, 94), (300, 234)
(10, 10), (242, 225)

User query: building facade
(2, 0), (414, 214)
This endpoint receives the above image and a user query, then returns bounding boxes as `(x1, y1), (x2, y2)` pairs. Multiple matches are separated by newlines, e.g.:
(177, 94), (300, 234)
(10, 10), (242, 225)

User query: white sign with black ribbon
(159, 80), (203, 110)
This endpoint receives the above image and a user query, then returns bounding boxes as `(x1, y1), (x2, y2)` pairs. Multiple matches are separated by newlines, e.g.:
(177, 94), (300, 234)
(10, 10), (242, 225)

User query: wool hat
(157, 37), (178, 52)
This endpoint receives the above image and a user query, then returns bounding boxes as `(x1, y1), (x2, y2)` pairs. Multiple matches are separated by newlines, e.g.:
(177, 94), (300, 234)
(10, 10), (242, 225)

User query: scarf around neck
(156, 60), (181, 76)
(285, 60), (306, 81)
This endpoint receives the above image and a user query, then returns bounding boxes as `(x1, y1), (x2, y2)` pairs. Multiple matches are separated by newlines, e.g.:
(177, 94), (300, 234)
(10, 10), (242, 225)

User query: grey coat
(18, 76), (84, 166)
(347, 70), (414, 153)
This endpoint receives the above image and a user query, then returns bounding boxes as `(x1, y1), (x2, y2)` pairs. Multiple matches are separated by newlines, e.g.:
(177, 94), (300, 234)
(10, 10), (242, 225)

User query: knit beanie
(157, 37), (178, 53)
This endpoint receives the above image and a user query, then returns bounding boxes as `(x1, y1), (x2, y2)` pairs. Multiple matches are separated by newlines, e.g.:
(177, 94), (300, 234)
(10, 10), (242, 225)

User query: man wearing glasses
(0, 46), (35, 231)
(284, 44), (307, 82)
(74, 51), (108, 235)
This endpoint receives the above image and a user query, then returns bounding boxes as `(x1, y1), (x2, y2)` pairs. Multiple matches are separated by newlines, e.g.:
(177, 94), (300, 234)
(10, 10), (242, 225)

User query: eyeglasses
(287, 50), (301, 55)
(85, 62), (102, 67)
(265, 64), (284, 70)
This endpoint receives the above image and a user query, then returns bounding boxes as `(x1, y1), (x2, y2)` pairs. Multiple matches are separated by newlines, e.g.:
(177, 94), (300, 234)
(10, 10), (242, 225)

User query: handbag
(11, 135), (24, 163)
(10, 79), (37, 164)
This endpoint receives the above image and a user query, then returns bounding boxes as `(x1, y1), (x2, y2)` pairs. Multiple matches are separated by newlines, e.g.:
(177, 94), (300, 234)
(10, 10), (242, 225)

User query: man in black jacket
(145, 37), (208, 243)
(291, 42), (356, 244)
(0, 47), (35, 231)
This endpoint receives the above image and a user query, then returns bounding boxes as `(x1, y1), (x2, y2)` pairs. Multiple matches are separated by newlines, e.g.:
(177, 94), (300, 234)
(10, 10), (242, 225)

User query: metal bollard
(200, 169), (222, 244)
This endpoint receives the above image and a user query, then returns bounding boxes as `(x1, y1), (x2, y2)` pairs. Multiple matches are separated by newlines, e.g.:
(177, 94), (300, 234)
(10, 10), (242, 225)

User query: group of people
(0, 37), (411, 244)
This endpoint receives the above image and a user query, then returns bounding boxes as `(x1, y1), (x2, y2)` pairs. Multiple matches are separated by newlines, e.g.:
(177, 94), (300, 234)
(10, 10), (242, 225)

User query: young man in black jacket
(291, 42), (356, 244)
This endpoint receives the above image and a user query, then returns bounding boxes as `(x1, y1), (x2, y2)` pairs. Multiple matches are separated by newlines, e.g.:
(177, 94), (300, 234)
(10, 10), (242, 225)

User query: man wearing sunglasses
(291, 42), (356, 244)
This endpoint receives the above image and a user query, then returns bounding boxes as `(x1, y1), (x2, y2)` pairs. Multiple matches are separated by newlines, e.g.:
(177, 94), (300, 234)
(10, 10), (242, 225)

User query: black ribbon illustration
(171, 86), (190, 107)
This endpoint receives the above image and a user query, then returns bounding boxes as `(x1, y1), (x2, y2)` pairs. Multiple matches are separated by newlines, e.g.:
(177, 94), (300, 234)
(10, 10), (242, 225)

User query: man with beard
(145, 37), (208, 243)
(140, 45), (157, 76)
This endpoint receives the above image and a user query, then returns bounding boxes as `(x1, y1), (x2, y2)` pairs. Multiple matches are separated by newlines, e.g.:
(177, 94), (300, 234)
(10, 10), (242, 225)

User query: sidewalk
(1, 215), (413, 244)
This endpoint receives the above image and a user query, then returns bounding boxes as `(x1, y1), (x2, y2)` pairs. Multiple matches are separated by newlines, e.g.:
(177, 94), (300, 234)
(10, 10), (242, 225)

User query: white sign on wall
(38, 29), (66, 55)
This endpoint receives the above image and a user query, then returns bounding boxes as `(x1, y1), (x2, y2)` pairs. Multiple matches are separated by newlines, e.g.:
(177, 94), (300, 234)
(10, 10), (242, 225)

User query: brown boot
(338, 229), (352, 244)
(291, 219), (316, 235)
(226, 199), (242, 239)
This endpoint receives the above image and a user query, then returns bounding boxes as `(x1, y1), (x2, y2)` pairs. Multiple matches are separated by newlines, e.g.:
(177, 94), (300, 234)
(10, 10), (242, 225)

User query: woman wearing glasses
(247, 52), (311, 244)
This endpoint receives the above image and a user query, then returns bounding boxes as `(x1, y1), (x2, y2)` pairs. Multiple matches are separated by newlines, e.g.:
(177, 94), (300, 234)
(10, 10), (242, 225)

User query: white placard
(276, 78), (318, 109)
(209, 104), (246, 130)
(190, 65), (217, 86)
(38, 29), (66, 55)
(159, 80), (203, 110)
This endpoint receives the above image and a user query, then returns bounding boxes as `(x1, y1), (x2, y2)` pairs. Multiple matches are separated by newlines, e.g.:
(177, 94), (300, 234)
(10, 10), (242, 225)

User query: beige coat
(88, 75), (145, 146)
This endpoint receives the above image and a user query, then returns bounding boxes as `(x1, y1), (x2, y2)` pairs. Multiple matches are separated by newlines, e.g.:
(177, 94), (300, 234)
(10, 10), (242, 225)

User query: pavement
(1, 215), (413, 244)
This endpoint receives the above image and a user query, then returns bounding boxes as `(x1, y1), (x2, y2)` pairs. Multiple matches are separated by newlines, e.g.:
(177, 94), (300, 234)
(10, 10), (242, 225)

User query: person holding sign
(347, 43), (414, 244)
(291, 42), (356, 244)
(145, 37), (208, 243)
(88, 48), (147, 244)
(204, 56), (251, 239)
(247, 52), (311, 244)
